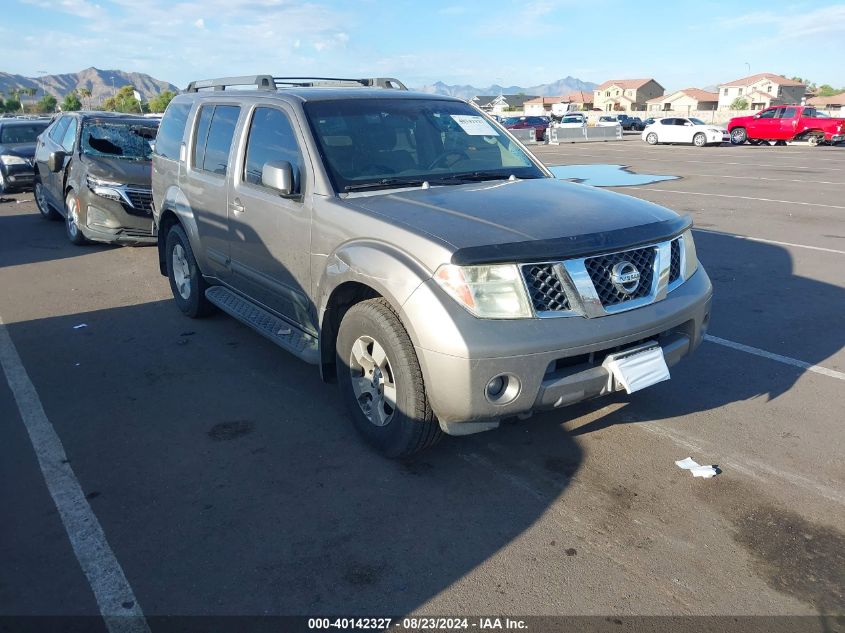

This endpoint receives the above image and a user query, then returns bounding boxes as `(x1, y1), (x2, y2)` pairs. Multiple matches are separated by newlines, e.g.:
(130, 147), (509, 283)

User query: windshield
(304, 98), (544, 192)
(690, 118), (706, 125)
(0, 122), (49, 144)
(81, 121), (159, 161)
(500, 116), (522, 125)
(562, 117), (582, 123)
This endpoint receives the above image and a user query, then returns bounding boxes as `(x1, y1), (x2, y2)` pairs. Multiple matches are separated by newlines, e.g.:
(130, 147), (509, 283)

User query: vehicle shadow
(543, 227), (845, 436)
(0, 204), (118, 268)
(2, 297), (583, 616)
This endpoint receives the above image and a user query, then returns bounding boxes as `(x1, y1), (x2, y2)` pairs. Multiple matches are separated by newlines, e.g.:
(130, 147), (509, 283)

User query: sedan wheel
(693, 133), (707, 147)
(35, 182), (60, 219)
(64, 191), (87, 245)
(646, 133), (658, 145)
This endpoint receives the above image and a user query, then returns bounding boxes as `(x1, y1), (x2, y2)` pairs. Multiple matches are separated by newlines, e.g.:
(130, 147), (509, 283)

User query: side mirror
(47, 150), (67, 173)
(261, 160), (294, 196)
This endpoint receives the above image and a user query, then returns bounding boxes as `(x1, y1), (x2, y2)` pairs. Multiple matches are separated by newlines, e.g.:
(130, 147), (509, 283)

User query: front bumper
(1, 163), (36, 189)
(401, 267), (712, 434)
(76, 188), (157, 245)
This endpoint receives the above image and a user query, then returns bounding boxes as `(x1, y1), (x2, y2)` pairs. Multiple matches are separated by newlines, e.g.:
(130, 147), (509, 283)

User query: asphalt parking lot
(1, 139), (843, 631)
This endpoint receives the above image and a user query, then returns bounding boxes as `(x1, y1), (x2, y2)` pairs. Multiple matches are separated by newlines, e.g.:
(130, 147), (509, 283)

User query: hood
(345, 178), (684, 264)
(0, 142), (37, 158)
(81, 154), (151, 187)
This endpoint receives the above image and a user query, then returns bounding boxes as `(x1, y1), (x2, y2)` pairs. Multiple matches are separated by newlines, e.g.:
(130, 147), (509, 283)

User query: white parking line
(630, 187), (845, 210)
(0, 318), (150, 633)
(704, 334), (845, 381)
(695, 174), (845, 186)
(692, 229), (845, 255)
(539, 151), (845, 171)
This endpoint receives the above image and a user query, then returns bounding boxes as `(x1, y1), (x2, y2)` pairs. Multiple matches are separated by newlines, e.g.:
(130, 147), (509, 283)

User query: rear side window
(155, 101), (191, 160)
(243, 107), (304, 191)
(60, 118), (78, 151)
(779, 107), (797, 118)
(193, 105), (240, 175)
(49, 117), (70, 142)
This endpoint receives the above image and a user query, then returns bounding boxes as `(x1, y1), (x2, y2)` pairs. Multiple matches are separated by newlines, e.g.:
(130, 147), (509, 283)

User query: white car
(596, 115), (622, 127)
(642, 117), (729, 147)
(556, 115), (587, 129)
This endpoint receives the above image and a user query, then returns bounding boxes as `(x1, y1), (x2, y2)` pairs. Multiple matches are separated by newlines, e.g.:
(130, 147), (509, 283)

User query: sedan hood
(82, 154), (151, 187)
(346, 178), (684, 264)
(0, 142), (37, 158)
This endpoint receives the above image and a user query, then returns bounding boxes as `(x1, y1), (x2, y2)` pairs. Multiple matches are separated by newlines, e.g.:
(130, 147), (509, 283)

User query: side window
(60, 118), (78, 151)
(779, 107), (797, 118)
(194, 105), (240, 176)
(243, 107), (304, 191)
(49, 117), (70, 143)
(758, 108), (778, 119)
(660, 118), (674, 125)
(803, 107), (816, 118)
(155, 101), (191, 160)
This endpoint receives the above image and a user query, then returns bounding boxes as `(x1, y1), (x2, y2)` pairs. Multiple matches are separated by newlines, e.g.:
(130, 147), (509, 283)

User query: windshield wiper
(344, 178), (429, 192)
(435, 171), (544, 183)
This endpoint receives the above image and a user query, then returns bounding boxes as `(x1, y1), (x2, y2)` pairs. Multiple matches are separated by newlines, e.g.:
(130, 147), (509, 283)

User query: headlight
(86, 175), (125, 202)
(1, 154), (27, 166)
(707, 128), (721, 134)
(434, 263), (532, 319)
(681, 229), (698, 279)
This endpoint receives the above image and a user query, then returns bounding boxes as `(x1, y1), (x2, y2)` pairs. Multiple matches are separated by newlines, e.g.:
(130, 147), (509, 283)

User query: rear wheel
(35, 181), (60, 220)
(645, 132), (658, 145)
(730, 127), (747, 144)
(693, 132), (707, 147)
(336, 298), (441, 458)
(64, 191), (87, 245)
(165, 224), (215, 318)
(808, 135), (821, 147)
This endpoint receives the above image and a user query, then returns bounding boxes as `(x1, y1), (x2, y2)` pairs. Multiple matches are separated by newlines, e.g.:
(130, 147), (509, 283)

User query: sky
(2, 0), (844, 91)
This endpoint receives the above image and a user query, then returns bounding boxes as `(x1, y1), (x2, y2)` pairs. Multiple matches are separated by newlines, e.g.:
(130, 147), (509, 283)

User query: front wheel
(730, 127), (747, 145)
(165, 224), (215, 318)
(64, 191), (87, 245)
(0, 169), (9, 194)
(693, 132), (707, 147)
(336, 298), (442, 458)
(645, 132), (658, 145)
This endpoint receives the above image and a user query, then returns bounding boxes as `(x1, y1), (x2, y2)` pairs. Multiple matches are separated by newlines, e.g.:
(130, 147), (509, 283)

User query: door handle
(231, 199), (244, 214)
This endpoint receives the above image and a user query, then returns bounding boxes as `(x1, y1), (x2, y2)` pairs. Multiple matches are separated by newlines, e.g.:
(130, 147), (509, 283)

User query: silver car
(152, 75), (712, 457)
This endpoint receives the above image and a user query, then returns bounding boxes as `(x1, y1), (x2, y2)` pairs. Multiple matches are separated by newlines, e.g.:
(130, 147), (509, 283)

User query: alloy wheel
(349, 335), (396, 427)
(171, 243), (192, 300)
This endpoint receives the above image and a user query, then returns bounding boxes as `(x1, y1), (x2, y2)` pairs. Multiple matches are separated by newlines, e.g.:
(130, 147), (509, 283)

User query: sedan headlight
(681, 229), (698, 279)
(86, 175), (125, 203)
(1, 154), (27, 166)
(434, 263), (532, 319)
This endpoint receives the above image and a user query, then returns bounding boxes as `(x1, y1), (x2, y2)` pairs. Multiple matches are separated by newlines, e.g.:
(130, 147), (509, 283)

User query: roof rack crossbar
(185, 75), (276, 92)
(272, 77), (408, 90)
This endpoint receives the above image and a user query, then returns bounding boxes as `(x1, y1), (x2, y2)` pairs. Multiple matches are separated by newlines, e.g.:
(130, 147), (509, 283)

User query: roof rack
(185, 75), (407, 93)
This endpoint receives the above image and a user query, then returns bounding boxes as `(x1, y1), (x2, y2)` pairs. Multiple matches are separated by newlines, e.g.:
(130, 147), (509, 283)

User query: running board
(205, 286), (319, 365)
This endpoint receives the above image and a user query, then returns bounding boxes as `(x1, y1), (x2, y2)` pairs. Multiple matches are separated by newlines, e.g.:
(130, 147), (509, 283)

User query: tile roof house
(593, 79), (664, 112)
(717, 73), (806, 110)
(523, 91), (594, 115)
(471, 94), (539, 114)
(807, 92), (845, 113)
(647, 88), (719, 113)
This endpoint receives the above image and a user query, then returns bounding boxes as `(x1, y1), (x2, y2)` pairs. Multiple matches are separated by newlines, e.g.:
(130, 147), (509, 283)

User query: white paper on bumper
(603, 345), (670, 394)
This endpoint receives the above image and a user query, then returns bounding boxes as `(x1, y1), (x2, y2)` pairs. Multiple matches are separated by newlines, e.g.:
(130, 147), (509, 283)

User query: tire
(645, 132), (658, 145)
(336, 298), (442, 458)
(693, 133), (706, 147)
(35, 180), (60, 220)
(165, 223), (215, 318)
(808, 135), (820, 147)
(64, 190), (87, 245)
(0, 169), (9, 194)
(730, 127), (747, 145)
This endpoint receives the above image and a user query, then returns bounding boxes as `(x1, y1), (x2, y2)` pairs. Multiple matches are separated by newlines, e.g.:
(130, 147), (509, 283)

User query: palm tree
(78, 87), (92, 110)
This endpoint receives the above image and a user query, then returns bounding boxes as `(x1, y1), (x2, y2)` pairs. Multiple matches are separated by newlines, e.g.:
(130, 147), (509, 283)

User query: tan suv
(152, 75), (712, 457)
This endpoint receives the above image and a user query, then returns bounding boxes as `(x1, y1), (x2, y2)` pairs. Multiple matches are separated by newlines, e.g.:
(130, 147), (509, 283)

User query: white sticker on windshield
(450, 115), (498, 136)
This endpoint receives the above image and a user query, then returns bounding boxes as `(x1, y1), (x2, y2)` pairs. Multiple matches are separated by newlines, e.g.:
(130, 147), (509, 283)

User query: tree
(37, 94), (58, 113)
(730, 97), (749, 110)
(62, 90), (83, 111)
(148, 90), (176, 113)
(4, 96), (22, 113)
(102, 85), (146, 113)
(817, 84), (845, 97)
(78, 87), (92, 110)
(9, 88), (24, 113)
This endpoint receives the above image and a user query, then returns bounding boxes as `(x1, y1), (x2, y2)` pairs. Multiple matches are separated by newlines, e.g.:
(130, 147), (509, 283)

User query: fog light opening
(485, 373), (520, 405)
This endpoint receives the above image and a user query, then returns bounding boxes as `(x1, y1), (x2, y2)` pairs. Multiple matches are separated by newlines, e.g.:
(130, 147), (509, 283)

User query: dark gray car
(0, 119), (50, 193)
(152, 75), (712, 457)
(33, 112), (159, 245)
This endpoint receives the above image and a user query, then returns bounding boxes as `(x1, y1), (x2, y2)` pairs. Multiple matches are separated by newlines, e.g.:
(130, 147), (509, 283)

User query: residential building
(593, 79), (664, 112)
(471, 94), (538, 114)
(807, 92), (845, 113)
(523, 91), (594, 115)
(646, 88), (719, 114)
(717, 73), (805, 110)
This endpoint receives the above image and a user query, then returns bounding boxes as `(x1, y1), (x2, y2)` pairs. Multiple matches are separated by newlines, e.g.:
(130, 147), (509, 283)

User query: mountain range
(0, 67), (179, 103)
(416, 76), (597, 99)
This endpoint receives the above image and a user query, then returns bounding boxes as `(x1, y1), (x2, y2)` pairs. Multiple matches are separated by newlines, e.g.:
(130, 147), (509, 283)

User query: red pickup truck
(728, 105), (845, 146)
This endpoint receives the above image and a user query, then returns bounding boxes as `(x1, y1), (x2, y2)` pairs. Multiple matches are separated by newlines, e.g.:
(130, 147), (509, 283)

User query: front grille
(125, 188), (153, 215)
(585, 246), (655, 307)
(522, 264), (571, 312)
(669, 238), (681, 284)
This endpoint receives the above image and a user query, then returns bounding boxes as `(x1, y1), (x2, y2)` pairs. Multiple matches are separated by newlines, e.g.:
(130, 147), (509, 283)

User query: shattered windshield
(304, 98), (543, 192)
(81, 121), (159, 161)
